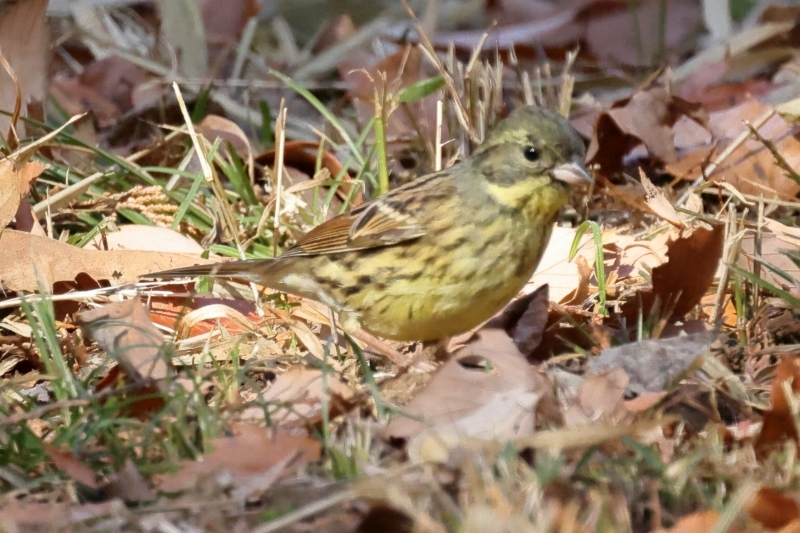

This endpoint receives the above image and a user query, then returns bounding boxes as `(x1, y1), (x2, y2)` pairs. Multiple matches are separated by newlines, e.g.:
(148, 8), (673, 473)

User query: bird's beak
(551, 158), (593, 185)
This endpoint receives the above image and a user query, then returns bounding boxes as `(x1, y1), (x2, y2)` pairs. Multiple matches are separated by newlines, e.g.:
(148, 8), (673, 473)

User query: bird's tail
(143, 259), (272, 284)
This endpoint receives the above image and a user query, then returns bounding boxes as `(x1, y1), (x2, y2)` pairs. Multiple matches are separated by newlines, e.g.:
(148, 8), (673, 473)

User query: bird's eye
(523, 146), (540, 162)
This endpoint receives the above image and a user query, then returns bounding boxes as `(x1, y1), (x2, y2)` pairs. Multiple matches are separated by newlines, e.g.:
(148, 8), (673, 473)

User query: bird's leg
(428, 338), (452, 362)
(346, 328), (407, 367)
(327, 308), (407, 366)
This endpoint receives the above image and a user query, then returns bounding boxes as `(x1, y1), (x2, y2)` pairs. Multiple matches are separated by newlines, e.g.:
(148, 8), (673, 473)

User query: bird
(144, 106), (591, 342)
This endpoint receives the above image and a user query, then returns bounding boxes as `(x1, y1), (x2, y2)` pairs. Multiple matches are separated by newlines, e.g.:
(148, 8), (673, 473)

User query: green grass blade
(570, 220), (607, 314)
(729, 264), (800, 308)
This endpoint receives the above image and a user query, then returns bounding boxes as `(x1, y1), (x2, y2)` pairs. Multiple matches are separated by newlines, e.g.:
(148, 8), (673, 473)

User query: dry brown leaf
(663, 145), (714, 181)
(560, 255), (593, 306)
(154, 424), (320, 499)
(77, 298), (169, 384)
(577, 368), (629, 420)
(43, 443), (100, 489)
(12, 197), (46, 235)
(173, 303), (256, 340)
(672, 100), (800, 199)
(147, 296), (259, 338)
(608, 232), (670, 282)
(197, 114), (253, 177)
(201, 0), (260, 72)
(756, 354), (800, 457)
(504, 285), (550, 355)
(0, 501), (122, 532)
(487, 284), (550, 356)
(708, 100), (800, 199)
(105, 459), (154, 503)
(604, 177), (683, 228)
(558, 368), (631, 429)
(50, 56), (151, 127)
(587, 79), (708, 174)
(776, 519), (800, 533)
(533, 227), (667, 313)
(0, 0), (48, 138)
(749, 487), (800, 530)
(624, 391), (667, 412)
(0, 229), (213, 291)
(256, 140), (360, 209)
(621, 224), (725, 321)
(0, 160), (45, 228)
(657, 511), (720, 533)
(198, 113), (251, 153)
(261, 366), (355, 426)
(736, 219), (800, 295)
(382, 329), (550, 462)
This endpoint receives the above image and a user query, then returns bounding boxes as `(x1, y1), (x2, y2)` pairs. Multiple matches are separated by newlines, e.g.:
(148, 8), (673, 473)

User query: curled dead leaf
(0, 159), (45, 228)
(620, 224), (725, 322)
(77, 298), (169, 385)
(382, 329), (550, 462)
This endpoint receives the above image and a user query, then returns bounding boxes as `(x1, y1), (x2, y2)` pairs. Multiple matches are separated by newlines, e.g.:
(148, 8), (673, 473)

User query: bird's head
(469, 106), (592, 211)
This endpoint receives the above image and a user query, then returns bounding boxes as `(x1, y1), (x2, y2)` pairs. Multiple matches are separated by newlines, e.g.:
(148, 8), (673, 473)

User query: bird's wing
(282, 197), (426, 257)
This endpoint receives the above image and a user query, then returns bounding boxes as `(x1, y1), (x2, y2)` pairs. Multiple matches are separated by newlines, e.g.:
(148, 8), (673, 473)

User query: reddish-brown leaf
(756, 355), (800, 456)
(621, 224), (725, 321)
(587, 80), (708, 174)
(749, 487), (800, 530)
(43, 444), (100, 489)
(154, 424), (320, 497)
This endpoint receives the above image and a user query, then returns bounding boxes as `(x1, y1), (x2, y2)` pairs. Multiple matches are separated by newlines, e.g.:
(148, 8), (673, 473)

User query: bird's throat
(485, 178), (567, 218)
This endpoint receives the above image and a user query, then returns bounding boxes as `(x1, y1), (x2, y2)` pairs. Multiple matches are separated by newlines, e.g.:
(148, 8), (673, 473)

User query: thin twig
(676, 109), (774, 206)
(435, 99), (443, 171)
(251, 489), (357, 533)
(745, 120), (800, 185)
(401, 0), (477, 143)
(272, 100), (288, 258)
(0, 380), (163, 427)
(173, 83), (263, 314)
(698, 187), (800, 209)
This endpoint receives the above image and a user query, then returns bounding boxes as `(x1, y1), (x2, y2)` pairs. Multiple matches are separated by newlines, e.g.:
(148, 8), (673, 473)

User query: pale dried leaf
(87, 225), (206, 253)
(0, 501), (124, 532)
(383, 329), (550, 462)
(261, 367), (354, 425)
(708, 100), (800, 199)
(0, 229), (213, 291)
(77, 298), (168, 383)
(528, 225), (594, 302)
(578, 368), (629, 421)
(154, 424), (319, 499)
(0, 160), (45, 227)
(0, 0), (48, 137)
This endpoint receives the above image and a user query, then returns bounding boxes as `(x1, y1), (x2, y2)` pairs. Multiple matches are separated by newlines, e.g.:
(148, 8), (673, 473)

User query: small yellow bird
(145, 106), (591, 341)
